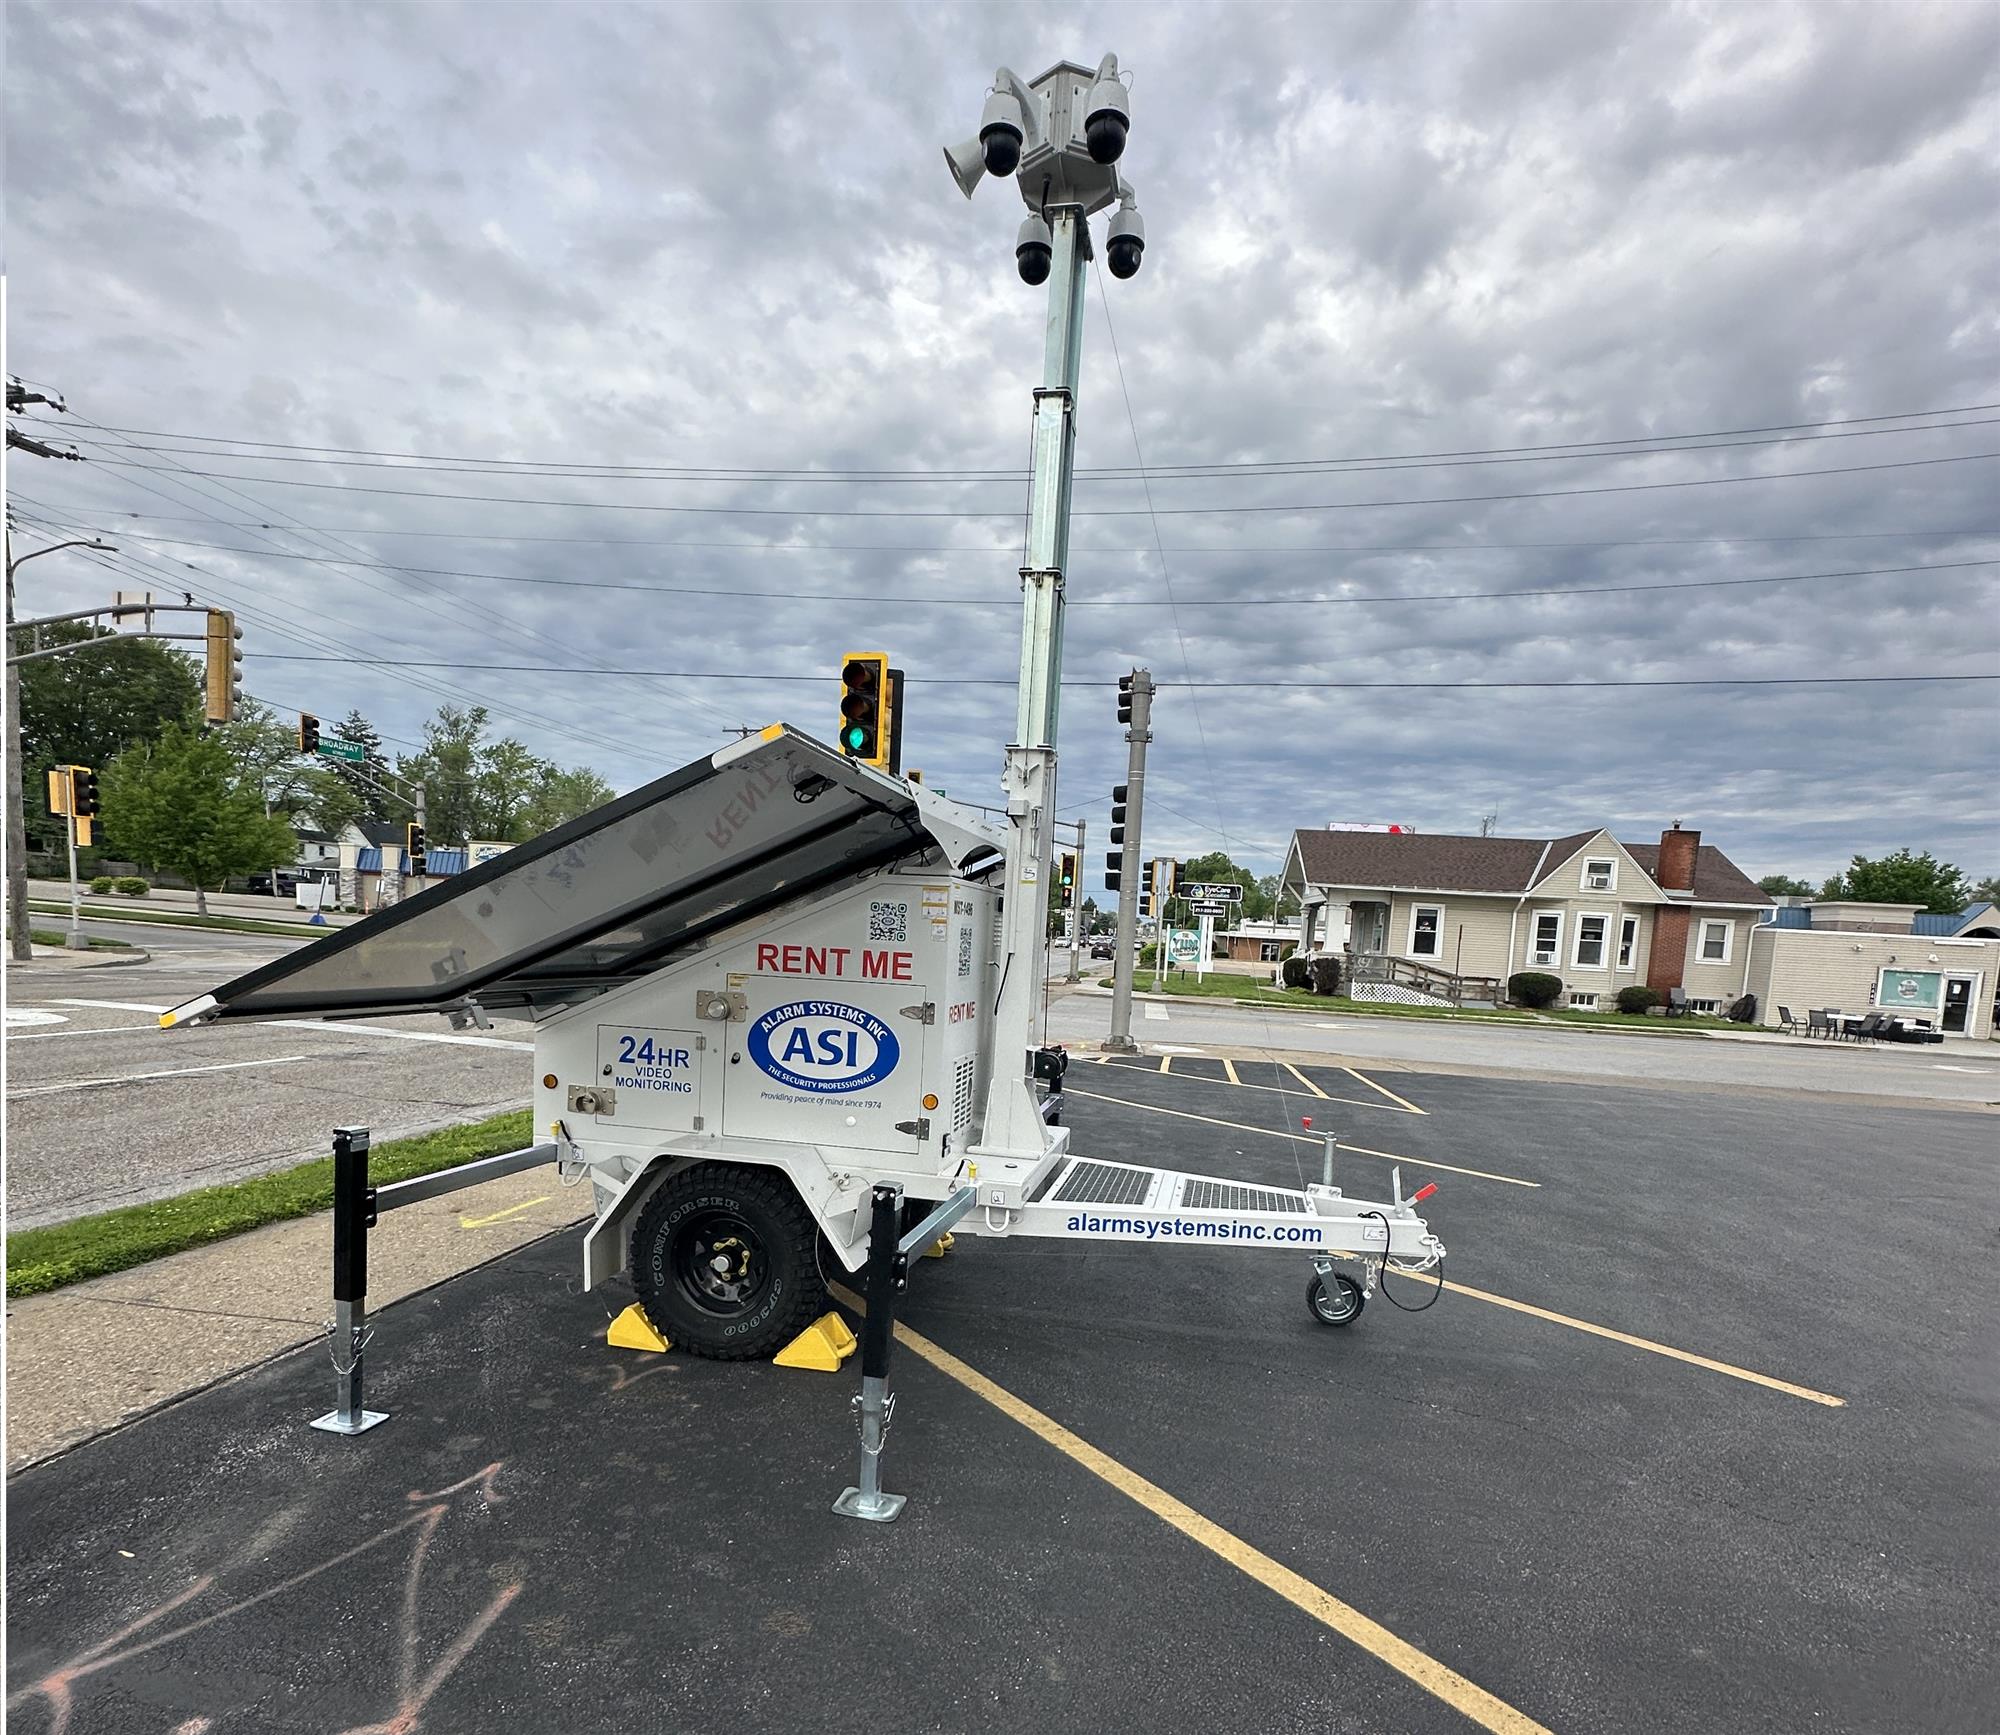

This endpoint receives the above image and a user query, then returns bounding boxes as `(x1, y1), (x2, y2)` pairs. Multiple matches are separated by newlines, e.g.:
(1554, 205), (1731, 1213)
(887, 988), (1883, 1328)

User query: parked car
(1089, 938), (1115, 959)
(245, 871), (300, 895)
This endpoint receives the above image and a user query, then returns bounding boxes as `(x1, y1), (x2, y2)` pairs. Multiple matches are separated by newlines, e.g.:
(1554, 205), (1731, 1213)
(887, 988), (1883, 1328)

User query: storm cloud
(6, 0), (1996, 889)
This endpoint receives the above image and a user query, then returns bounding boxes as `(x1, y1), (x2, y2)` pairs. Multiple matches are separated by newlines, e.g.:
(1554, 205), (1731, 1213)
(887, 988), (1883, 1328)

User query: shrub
(1508, 971), (1563, 1009)
(115, 877), (150, 896)
(89, 876), (116, 894)
(1309, 954), (1342, 996)
(1616, 985), (1662, 1016)
(1280, 954), (1311, 990)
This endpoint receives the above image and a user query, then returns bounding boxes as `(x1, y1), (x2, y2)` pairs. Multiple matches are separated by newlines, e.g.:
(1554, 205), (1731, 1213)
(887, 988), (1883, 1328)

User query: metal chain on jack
(851, 1388), (896, 1448)
(323, 1317), (376, 1376)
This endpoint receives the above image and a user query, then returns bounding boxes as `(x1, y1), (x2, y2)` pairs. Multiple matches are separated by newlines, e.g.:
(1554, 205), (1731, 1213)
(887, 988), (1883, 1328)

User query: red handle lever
(1411, 1182), (1438, 1203)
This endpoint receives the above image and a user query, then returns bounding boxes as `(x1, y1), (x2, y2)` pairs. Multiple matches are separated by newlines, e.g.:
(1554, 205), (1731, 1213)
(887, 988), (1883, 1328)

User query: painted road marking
(1932, 1065), (1991, 1074)
(1439, 1277), (1846, 1407)
(263, 1021), (535, 1053)
(1065, 1088), (1538, 1187)
(7, 1054), (314, 1099)
(829, 1286), (1552, 1735)
(1221, 1057), (1241, 1086)
(1344, 1066), (1429, 1116)
(1142, 1003), (1170, 1021)
(1159, 1054), (1174, 1075)
(5, 1010), (68, 1027)
(1284, 1062), (1328, 1098)
(50, 998), (171, 1014)
(10, 1023), (159, 1042)
(460, 1196), (550, 1229)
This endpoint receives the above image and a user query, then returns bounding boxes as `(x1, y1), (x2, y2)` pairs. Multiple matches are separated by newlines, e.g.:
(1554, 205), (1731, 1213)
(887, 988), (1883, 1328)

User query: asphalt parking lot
(7, 1062), (1995, 1734)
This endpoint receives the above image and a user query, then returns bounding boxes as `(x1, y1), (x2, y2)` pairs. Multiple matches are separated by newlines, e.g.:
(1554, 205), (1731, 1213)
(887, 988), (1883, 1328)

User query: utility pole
(1104, 668), (1154, 1053)
(1066, 815), (1085, 983)
(5, 532), (117, 963)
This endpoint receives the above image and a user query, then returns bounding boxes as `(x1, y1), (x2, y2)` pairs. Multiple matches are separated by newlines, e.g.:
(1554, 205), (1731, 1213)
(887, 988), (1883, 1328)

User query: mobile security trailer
(164, 724), (1443, 1364)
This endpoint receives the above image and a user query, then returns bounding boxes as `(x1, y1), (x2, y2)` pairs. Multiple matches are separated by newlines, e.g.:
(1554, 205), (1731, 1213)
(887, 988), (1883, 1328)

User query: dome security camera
(1016, 213), (1053, 285)
(980, 87), (1026, 178)
(1084, 65), (1130, 165)
(1106, 198), (1145, 279)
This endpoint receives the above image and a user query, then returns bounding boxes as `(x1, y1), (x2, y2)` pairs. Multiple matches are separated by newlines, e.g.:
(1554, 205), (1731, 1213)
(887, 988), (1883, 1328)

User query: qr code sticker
(957, 926), (973, 978)
(869, 901), (909, 944)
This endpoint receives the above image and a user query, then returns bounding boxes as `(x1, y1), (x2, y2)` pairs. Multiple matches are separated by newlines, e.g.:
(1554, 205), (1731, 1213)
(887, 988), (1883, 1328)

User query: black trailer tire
(1306, 1271), (1365, 1327)
(629, 1162), (827, 1361)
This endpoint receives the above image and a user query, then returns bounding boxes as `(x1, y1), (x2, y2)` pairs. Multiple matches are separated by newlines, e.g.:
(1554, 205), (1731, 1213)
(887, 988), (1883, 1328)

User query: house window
(1409, 904), (1444, 959)
(1574, 912), (1609, 969)
(1568, 991), (1598, 1010)
(1583, 857), (1617, 892)
(1259, 941), (1282, 962)
(1617, 915), (1638, 970)
(1698, 919), (1732, 964)
(1687, 998), (1721, 1015)
(1529, 911), (1562, 967)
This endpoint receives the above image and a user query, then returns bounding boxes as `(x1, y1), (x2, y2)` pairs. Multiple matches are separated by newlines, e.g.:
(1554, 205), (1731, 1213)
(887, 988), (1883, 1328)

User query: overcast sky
(7, 0), (1997, 891)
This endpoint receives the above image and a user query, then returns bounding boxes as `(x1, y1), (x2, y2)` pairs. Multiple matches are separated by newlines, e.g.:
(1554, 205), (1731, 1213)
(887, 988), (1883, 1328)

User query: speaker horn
(943, 136), (986, 200)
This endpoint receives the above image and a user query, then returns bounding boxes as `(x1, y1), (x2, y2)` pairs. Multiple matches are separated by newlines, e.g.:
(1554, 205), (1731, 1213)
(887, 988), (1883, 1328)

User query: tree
(214, 700), (318, 817)
(1972, 874), (2000, 907)
(518, 763), (614, 836)
(474, 737), (545, 839)
(100, 723), (297, 914)
(1176, 850), (1258, 920)
(16, 622), (200, 851)
(327, 708), (387, 821)
(1825, 849), (1970, 915)
(299, 766), (365, 837)
(395, 704), (490, 846)
(1757, 873), (1813, 897)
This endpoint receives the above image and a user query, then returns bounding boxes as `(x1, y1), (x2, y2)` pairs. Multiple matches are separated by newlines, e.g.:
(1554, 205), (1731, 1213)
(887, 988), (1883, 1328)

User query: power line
(69, 524), (1997, 608)
(69, 447), (2000, 518)
(59, 510), (1999, 555)
(24, 399), (1999, 480)
(237, 655), (2000, 689)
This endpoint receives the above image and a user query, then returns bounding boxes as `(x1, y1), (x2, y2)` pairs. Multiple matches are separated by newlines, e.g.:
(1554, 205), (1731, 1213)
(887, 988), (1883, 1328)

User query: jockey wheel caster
(1307, 1271), (1365, 1327)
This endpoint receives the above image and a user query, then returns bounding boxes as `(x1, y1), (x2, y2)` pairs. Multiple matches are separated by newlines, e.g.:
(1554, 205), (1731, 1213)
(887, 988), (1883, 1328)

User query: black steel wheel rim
(669, 1207), (771, 1318)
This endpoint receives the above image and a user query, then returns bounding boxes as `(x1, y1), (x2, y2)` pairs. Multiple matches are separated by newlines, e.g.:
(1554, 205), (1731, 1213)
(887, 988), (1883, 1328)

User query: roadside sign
(316, 739), (368, 763)
(1185, 882), (1242, 903)
(1188, 899), (1230, 917)
(1167, 928), (1200, 964)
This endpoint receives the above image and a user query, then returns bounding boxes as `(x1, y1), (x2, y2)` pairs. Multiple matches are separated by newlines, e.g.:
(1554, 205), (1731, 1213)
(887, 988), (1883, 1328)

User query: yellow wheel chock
(774, 1311), (859, 1371)
(923, 1231), (955, 1259)
(607, 1303), (671, 1354)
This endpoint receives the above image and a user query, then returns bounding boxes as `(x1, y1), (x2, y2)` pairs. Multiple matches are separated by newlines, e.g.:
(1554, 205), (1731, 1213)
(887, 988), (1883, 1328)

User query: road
(1043, 987), (2000, 1109)
(4, 919), (530, 1227)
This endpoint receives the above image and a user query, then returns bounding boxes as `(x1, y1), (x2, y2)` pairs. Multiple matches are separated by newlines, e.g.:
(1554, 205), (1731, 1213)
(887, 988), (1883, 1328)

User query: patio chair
(1777, 1006), (1806, 1036)
(1806, 1010), (1832, 1040)
(1666, 986), (1690, 1018)
(1852, 1013), (1888, 1044)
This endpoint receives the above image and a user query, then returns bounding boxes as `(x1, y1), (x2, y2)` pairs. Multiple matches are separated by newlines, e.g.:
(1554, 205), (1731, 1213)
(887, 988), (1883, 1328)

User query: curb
(28, 902), (331, 939)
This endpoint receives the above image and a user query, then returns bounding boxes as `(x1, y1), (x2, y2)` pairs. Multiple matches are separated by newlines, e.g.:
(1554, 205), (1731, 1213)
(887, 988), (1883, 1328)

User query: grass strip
(1097, 973), (1737, 1032)
(29, 928), (132, 951)
(28, 900), (329, 938)
(4, 1107), (534, 1299)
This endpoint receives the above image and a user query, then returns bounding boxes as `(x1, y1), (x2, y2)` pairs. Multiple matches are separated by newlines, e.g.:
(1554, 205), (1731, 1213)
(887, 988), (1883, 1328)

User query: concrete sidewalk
(5, 1165), (588, 1470)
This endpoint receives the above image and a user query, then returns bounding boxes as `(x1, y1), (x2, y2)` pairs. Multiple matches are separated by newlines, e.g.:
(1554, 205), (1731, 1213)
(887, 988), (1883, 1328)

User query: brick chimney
(1656, 823), (1699, 893)
(1646, 824), (1701, 996)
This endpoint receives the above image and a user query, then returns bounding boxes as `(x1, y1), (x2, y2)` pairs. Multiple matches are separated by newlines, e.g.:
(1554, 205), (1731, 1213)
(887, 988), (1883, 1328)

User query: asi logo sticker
(747, 1000), (900, 1094)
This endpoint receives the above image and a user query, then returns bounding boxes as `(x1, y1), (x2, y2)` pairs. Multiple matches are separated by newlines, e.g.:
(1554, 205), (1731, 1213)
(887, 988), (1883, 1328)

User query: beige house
(1278, 823), (1772, 1011)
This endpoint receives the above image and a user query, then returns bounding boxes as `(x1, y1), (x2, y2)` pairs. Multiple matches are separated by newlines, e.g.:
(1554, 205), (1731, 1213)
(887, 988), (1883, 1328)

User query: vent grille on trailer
(1053, 1161), (1155, 1207)
(951, 1056), (976, 1132)
(1177, 1179), (1311, 1215)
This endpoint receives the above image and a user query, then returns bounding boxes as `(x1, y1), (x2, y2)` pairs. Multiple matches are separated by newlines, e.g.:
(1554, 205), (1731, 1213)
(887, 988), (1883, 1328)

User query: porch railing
(1343, 949), (1506, 1007)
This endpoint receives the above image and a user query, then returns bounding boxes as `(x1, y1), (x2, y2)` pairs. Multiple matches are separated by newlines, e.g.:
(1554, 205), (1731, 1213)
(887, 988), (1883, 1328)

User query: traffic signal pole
(1105, 670), (1154, 1054)
(1067, 815), (1085, 983)
(971, 202), (1088, 1166)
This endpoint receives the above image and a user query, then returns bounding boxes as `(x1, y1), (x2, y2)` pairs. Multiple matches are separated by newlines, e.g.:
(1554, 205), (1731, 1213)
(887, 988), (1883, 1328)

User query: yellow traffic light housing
(838, 652), (892, 767)
(204, 610), (242, 724)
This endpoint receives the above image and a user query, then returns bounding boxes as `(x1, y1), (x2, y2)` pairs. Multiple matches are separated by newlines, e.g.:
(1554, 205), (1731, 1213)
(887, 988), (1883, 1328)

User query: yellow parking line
(1284, 1062), (1328, 1098)
(844, 1297), (1550, 1733)
(1344, 1067), (1427, 1115)
(1221, 1057), (1241, 1086)
(1064, 1088), (1539, 1188)
(459, 1196), (550, 1229)
(1159, 1054), (1173, 1075)
(1439, 1278), (1846, 1407)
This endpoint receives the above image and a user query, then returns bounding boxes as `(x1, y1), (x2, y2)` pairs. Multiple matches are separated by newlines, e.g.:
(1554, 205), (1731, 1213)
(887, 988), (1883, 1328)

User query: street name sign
(316, 740), (368, 763)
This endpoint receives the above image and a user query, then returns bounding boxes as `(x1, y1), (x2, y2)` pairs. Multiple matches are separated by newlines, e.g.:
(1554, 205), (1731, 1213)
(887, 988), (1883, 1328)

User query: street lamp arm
(6, 538), (116, 576)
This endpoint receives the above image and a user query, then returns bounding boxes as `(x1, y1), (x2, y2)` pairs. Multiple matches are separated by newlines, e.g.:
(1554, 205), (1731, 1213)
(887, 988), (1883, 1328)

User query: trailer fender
(581, 1149), (869, 1291)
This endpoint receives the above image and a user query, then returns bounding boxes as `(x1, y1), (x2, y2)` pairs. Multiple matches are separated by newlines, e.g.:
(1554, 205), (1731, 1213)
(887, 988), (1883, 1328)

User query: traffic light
(406, 824), (428, 874)
(298, 712), (320, 754)
(203, 609), (242, 724)
(1140, 859), (1155, 918)
(1058, 851), (1077, 906)
(1104, 851), (1122, 892)
(1110, 783), (1128, 845)
(70, 766), (100, 818)
(1117, 673), (1134, 725)
(838, 651), (892, 766)
(1156, 857), (1178, 900)
(46, 769), (72, 816)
